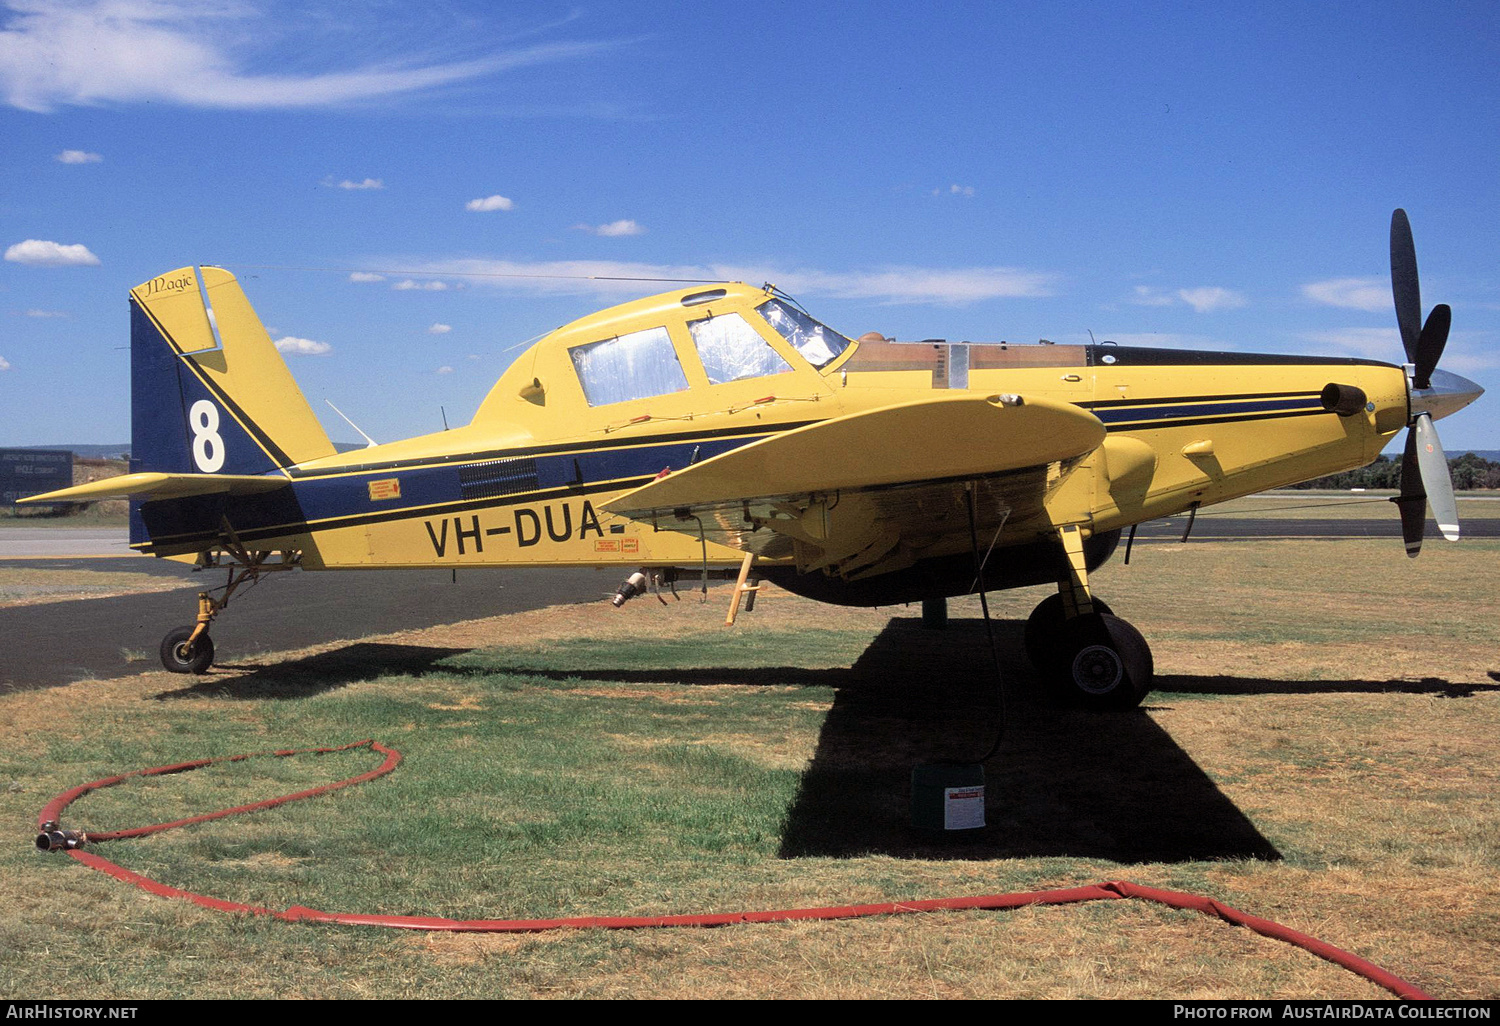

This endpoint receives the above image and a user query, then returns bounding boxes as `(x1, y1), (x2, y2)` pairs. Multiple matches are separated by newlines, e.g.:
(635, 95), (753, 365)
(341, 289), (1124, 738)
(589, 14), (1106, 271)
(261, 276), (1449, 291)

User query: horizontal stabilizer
(604, 393), (1105, 520)
(18, 472), (290, 505)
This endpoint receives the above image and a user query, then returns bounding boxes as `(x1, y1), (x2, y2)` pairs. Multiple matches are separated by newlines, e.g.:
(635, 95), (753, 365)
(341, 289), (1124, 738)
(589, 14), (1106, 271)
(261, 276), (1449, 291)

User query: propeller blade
(1413, 413), (1459, 541)
(1412, 304), (1451, 390)
(1395, 429), (1426, 557)
(1390, 208), (1422, 362)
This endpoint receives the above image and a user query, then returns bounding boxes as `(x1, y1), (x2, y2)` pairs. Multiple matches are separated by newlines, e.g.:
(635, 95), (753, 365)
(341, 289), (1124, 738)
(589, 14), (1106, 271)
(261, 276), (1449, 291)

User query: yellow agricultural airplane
(23, 210), (1482, 708)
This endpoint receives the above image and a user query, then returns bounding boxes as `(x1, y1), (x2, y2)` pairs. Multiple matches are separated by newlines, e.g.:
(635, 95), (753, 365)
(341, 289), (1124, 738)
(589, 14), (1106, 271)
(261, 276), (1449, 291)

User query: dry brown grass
(1, 536), (1496, 999)
(0, 566), (193, 607)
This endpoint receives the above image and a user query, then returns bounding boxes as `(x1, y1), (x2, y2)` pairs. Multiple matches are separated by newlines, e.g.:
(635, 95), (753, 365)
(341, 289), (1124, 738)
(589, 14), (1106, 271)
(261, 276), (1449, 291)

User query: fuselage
(132, 282), (1414, 601)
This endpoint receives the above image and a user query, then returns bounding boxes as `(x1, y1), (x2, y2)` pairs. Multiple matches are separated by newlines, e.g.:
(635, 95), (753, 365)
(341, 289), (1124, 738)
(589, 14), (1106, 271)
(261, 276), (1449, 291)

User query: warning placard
(944, 785), (985, 830)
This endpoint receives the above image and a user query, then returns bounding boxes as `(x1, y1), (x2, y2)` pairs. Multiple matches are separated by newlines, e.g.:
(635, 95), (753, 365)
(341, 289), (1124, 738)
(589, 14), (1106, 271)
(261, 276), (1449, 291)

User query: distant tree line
(1289, 452), (1500, 490)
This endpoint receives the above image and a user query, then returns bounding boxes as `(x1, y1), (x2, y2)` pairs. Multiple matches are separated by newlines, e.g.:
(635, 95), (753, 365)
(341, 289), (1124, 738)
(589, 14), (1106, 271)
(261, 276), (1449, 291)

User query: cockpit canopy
(475, 284), (851, 434)
(566, 294), (850, 408)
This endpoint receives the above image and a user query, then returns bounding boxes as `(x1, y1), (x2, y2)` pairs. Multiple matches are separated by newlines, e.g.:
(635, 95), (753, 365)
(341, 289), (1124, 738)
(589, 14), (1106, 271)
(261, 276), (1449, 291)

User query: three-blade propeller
(1390, 208), (1459, 556)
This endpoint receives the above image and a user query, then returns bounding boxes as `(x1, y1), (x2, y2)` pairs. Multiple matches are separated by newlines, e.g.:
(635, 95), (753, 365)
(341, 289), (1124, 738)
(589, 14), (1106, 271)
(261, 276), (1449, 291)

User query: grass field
(0, 566), (193, 607)
(1, 535), (1497, 999)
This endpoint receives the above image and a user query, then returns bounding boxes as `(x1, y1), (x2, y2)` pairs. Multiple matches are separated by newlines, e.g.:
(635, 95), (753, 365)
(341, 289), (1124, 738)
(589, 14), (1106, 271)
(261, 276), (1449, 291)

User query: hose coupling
(36, 827), (88, 852)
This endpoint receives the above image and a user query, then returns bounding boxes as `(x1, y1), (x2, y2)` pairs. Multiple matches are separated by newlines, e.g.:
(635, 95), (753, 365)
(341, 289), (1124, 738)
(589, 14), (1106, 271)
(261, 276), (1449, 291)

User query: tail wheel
(1023, 592), (1113, 668)
(160, 626), (214, 674)
(1051, 613), (1152, 709)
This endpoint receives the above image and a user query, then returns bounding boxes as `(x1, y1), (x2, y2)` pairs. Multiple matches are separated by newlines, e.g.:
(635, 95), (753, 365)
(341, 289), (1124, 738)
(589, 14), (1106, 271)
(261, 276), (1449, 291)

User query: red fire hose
(36, 739), (1432, 1000)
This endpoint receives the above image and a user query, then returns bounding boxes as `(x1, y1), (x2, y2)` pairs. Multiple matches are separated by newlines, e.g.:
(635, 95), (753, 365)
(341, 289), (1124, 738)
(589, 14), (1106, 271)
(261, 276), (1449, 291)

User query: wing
(602, 393), (1104, 579)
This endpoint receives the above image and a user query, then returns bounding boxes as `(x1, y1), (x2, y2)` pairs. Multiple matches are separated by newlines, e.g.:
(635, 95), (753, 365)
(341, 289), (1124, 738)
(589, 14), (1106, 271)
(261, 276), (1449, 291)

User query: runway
(0, 528), (134, 558)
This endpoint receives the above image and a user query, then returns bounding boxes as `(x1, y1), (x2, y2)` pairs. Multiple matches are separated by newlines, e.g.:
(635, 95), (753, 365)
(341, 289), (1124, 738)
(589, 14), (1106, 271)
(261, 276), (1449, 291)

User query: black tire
(1049, 613), (1152, 709)
(1023, 592), (1113, 668)
(160, 626), (214, 674)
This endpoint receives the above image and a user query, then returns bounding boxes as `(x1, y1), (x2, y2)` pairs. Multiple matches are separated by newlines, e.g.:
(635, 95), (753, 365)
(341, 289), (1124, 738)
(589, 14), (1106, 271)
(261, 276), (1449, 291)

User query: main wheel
(1049, 613), (1152, 709)
(1023, 592), (1113, 668)
(160, 626), (214, 674)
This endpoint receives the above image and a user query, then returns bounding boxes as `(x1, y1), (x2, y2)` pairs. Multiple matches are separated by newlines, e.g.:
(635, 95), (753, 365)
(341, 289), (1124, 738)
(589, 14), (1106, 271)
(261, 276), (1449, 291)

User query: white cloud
(1176, 287), (1246, 313)
(930, 184), (975, 197)
(4, 239), (100, 266)
(1302, 327), (1482, 370)
(427, 323), (452, 334)
(436, 365), (454, 374)
(348, 271), (384, 283)
(24, 308), (67, 317)
(1299, 328), (1399, 360)
(575, 219), (643, 236)
(274, 335), (332, 355)
(55, 148), (100, 163)
(1128, 285), (1176, 307)
(385, 258), (1059, 305)
(0, 1), (617, 112)
(0, 355), (10, 371)
(393, 279), (449, 291)
(1127, 284), (1247, 313)
(1301, 277), (1389, 312)
(1441, 350), (1500, 374)
(334, 177), (383, 190)
(781, 266), (1055, 304)
(466, 194), (514, 212)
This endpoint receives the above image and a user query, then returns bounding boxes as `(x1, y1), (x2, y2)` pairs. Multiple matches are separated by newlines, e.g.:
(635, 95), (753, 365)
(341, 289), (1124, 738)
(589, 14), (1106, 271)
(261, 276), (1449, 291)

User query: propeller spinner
(1388, 208), (1484, 556)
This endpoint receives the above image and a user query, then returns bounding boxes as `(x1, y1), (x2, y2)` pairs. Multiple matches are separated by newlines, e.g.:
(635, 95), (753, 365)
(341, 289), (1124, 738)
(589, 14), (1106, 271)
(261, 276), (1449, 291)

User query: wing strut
(966, 483), (1010, 764)
(724, 552), (761, 626)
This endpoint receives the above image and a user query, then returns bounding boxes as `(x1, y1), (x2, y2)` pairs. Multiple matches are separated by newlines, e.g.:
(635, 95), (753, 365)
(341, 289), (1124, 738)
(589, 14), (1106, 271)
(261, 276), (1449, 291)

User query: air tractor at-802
(26, 210), (1482, 709)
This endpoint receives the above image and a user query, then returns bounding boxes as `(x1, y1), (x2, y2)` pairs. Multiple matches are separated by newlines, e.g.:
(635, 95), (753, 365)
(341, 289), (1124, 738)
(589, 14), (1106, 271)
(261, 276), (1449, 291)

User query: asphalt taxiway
(0, 555), (611, 691)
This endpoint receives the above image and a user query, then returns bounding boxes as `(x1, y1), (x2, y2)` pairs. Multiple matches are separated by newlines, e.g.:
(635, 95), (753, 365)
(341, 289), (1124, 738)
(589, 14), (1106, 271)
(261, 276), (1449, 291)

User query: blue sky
(2, 0), (1496, 450)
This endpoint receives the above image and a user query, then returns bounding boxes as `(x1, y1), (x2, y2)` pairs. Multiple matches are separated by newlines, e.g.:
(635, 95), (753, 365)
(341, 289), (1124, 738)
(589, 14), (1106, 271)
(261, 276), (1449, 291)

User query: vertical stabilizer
(130, 266), (336, 479)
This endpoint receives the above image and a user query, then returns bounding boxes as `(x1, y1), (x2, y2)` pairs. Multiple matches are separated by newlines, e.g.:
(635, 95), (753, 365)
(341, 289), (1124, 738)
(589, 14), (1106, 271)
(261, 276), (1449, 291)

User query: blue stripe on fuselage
(1089, 396), (1320, 424)
(137, 432), (763, 549)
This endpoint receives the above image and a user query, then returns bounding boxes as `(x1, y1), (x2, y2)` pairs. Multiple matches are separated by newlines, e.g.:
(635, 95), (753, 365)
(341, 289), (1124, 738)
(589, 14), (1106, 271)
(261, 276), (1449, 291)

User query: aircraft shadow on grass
(772, 618), (1282, 864)
(151, 643), (472, 701)
(148, 616), (1494, 863)
(1154, 673), (1499, 699)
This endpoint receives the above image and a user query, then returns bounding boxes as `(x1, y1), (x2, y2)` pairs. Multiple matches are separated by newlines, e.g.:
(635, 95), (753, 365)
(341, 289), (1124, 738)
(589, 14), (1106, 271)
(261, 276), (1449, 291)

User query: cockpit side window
(688, 312), (793, 384)
(569, 326), (689, 407)
(756, 299), (851, 368)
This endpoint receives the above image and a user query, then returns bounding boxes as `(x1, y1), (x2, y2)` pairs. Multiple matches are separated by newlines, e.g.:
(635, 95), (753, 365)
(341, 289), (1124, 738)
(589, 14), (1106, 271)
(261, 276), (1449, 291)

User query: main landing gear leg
(158, 545), (300, 674)
(1023, 525), (1153, 709)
